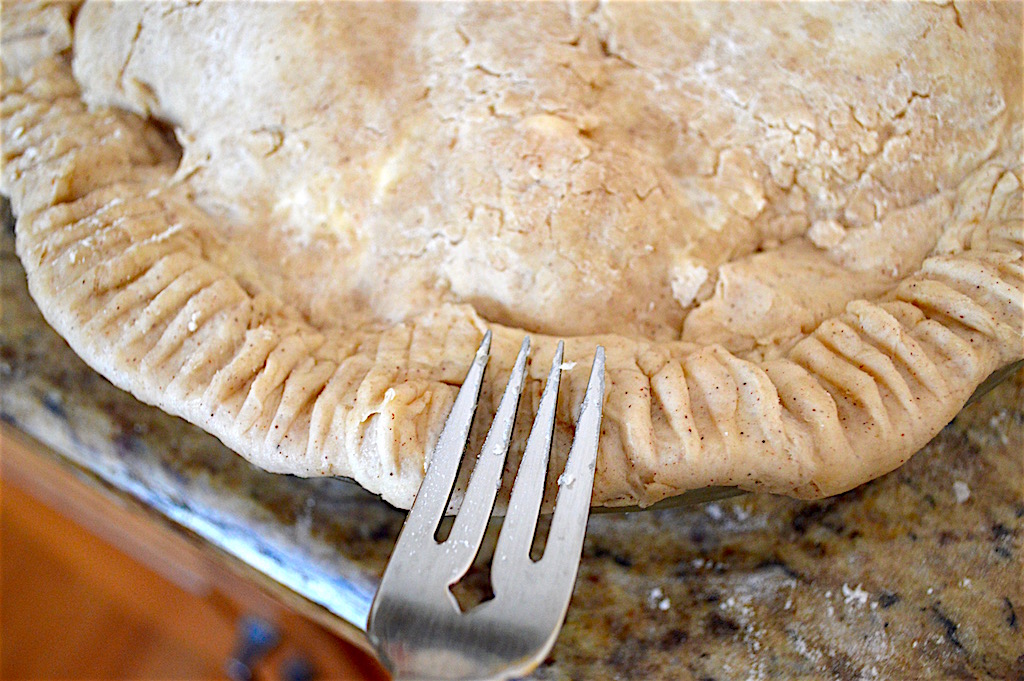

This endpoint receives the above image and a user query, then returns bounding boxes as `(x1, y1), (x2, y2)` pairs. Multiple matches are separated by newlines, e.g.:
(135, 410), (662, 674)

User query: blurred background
(1, 431), (389, 681)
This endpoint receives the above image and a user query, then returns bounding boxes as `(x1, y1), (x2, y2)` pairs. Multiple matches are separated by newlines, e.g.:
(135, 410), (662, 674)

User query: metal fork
(368, 331), (606, 681)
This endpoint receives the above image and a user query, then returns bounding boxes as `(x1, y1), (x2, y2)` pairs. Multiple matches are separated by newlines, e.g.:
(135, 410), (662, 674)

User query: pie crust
(2, 1), (1021, 509)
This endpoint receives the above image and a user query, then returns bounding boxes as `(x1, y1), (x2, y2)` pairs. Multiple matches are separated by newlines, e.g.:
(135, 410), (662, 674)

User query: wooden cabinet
(1, 426), (389, 681)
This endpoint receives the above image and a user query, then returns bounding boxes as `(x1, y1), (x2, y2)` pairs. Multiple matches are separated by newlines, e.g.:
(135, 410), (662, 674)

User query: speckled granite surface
(2, 203), (1022, 680)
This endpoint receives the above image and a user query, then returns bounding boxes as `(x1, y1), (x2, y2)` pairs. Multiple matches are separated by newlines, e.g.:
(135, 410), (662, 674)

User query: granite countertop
(2, 203), (1022, 680)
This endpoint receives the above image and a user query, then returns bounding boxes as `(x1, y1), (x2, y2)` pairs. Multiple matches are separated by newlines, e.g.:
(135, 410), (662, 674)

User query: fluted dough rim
(2, 3), (1021, 510)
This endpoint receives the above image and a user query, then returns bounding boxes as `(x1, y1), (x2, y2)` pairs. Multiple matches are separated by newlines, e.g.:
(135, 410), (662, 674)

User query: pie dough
(2, 1), (1021, 509)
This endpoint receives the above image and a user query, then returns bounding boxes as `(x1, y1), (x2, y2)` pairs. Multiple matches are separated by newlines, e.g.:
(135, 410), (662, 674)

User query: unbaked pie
(2, 1), (1021, 509)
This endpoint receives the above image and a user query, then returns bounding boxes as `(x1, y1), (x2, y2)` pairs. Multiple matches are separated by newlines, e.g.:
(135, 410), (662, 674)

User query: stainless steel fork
(368, 331), (606, 681)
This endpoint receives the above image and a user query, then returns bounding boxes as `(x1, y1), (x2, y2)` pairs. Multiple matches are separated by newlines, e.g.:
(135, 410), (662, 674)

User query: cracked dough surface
(2, 1), (1022, 509)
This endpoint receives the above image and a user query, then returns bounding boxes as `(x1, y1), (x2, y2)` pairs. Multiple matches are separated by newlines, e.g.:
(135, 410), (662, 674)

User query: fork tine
(443, 336), (531, 579)
(540, 346), (605, 567)
(397, 330), (492, 545)
(491, 341), (563, 582)
(369, 339), (606, 681)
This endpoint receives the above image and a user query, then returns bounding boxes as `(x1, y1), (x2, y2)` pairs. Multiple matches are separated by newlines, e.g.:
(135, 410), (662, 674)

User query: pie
(2, 1), (1021, 509)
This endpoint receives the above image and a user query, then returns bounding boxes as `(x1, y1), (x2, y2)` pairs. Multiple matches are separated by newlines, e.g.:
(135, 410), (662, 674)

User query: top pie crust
(2, 1), (1022, 509)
